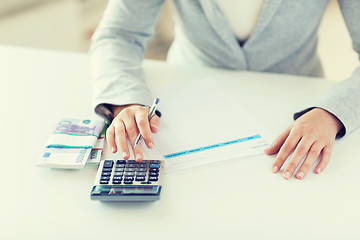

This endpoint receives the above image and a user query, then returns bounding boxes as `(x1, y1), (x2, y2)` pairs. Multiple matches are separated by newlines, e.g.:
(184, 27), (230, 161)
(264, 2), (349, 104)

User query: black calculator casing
(91, 159), (164, 201)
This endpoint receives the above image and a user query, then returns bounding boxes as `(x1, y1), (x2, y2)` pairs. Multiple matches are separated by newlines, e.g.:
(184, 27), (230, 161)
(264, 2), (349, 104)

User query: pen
(134, 97), (160, 148)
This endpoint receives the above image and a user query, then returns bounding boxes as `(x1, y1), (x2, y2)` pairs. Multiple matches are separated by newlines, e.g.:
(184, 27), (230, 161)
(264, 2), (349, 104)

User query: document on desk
(152, 79), (272, 173)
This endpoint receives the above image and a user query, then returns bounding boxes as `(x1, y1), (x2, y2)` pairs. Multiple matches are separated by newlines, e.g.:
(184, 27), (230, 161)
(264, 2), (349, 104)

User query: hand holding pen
(106, 98), (161, 162)
(134, 98), (160, 148)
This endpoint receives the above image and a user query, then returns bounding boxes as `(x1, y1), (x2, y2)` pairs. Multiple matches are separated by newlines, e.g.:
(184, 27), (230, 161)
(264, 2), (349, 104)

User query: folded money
(37, 117), (105, 169)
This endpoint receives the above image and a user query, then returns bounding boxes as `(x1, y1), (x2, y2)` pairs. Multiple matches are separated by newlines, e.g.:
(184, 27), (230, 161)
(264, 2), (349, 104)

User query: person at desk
(90, 0), (360, 180)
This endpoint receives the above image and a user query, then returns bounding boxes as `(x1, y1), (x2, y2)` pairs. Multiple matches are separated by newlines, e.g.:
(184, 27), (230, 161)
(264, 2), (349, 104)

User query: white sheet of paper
(152, 79), (272, 173)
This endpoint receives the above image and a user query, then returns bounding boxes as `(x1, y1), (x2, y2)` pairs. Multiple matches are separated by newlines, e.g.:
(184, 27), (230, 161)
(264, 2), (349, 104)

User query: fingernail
(111, 147), (116, 153)
(296, 171), (304, 180)
(148, 142), (154, 148)
(317, 168), (322, 174)
(136, 154), (142, 162)
(283, 171), (291, 180)
(151, 125), (159, 133)
(272, 166), (279, 173)
(122, 152), (128, 159)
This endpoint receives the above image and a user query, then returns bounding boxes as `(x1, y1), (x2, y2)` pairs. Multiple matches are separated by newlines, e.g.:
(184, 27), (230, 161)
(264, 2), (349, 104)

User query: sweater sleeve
(294, 0), (360, 138)
(90, 0), (165, 122)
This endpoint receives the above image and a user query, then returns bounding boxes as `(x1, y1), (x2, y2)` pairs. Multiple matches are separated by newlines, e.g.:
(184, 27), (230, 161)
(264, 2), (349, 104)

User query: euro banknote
(85, 128), (106, 168)
(37, 117), (105, 169)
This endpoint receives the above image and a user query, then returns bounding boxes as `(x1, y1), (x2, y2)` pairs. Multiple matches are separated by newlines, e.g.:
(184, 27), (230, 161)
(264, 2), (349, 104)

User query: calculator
(90, 159), (164, 201)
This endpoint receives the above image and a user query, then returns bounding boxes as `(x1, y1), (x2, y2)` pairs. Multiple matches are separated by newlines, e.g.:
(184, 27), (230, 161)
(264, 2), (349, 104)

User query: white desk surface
(1, 45), (359, 240)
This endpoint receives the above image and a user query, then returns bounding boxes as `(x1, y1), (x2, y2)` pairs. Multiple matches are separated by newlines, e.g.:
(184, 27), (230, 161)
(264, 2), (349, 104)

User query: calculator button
(100, 176), (111, 181)
(115, 164), (125, 168)
(136, 172), (146, 176)
(149, 164), (160, 169)
(103, 160), (114, 168)
(137, 163), (148, 168)
(149, 168), (159, 172)
(124, 176), (134, 181)
(149, 172), (159, 177)
(127, 160), (137, 164)
(116, 160), (126, 164)
(100, 180), (109, 184)
(101, 172), (111, 176)
(125, 172), (135, 176)
(113, 176), (122, 180)
(114, 168), (124, 172)
(102, 167), (112, 172)
(123, 181), (133, 184)
(150, 160), (160, 164)
(125, 168), (135, 172)
(112, 180), (122, 184)
(135, 176), (146, 181)
(148, 176), (158, 182)
(114, 172), (123, 176)
(126, 164), (136, 168)
(136, 168), (147, 172)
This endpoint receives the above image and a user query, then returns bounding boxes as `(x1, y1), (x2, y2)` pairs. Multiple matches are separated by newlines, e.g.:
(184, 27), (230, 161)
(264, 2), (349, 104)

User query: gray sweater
(90, 0), (360, 137)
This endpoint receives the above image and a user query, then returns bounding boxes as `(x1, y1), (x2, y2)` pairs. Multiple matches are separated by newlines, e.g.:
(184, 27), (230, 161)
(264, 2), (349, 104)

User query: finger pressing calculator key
(90, 159), (164, 201)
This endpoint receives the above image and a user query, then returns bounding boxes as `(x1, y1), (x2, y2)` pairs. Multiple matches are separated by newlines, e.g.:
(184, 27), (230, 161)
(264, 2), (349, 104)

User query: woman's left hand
(264, 108), (343, 180)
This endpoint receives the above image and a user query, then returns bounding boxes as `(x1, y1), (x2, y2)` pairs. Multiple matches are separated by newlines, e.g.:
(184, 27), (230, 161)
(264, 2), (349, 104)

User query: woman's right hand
(106, 104), (161, 162)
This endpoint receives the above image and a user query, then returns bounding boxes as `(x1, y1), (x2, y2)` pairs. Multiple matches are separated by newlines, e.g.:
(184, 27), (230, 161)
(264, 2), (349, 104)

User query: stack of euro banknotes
(37, 118), (107, 169)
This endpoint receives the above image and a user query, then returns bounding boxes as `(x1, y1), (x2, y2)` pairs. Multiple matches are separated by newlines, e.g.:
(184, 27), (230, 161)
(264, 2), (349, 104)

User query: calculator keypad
(99, 160), (162, 186)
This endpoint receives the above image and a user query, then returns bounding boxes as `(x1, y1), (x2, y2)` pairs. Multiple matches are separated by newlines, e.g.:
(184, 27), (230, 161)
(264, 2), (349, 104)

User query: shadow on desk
(100, 201), (156, 208)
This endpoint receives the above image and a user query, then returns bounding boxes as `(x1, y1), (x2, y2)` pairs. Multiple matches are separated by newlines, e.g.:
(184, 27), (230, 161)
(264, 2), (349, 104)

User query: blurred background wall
(0, 0), (358, 81)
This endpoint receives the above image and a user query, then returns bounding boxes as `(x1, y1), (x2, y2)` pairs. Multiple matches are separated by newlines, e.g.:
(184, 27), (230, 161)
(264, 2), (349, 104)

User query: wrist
(111, 104), (144, 117)
(313, 108), (344, 133)
(111, 105), (128, 117)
